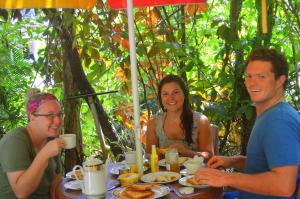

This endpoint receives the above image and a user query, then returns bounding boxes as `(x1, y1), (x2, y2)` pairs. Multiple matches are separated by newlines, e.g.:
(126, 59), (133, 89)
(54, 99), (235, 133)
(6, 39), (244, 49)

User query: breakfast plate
(141, 171), (181, 184)
(112, 184), (170, 199)
(66, 170), (83, 180)
(64, 180), (81, 190)
(179, 175), (209, 188)
(158, 157), (190, 167)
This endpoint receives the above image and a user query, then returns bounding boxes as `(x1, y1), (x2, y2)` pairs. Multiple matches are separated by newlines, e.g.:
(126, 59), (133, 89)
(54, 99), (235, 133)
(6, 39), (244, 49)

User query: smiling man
(195, 48), (300, 199)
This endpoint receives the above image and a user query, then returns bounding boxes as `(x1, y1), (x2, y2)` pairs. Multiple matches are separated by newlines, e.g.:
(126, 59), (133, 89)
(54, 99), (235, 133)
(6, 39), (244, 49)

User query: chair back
(210, 124), (219, 155)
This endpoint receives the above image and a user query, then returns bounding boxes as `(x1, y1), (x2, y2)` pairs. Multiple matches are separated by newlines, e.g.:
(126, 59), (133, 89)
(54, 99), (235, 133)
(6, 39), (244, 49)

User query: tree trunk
(62, 57), (83, 172)
(45, 10), (123, 160)
(229, 0), (255, 155)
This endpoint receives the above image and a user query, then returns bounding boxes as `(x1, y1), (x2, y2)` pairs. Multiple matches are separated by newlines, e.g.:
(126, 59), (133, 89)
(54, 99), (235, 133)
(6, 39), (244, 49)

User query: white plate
(112, 184), (170, 199)
(141, 171), (181, 184)
(64, 180), (81, 190)
(158, 157), (190, 167)
(179, 175), (209, 188)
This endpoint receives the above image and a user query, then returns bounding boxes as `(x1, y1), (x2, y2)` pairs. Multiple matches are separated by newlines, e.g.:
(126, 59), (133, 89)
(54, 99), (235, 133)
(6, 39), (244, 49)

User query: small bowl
(179, 186), (194, 195)
(118, 173), (139, 187)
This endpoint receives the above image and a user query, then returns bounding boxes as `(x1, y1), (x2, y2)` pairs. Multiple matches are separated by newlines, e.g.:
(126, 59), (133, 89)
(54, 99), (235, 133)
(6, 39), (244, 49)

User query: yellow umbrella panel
(0, 0), (96, 9)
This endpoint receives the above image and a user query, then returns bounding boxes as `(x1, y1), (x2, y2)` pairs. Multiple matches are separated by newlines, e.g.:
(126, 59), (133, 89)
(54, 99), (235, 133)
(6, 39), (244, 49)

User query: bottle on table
(150, 145), (159, 172)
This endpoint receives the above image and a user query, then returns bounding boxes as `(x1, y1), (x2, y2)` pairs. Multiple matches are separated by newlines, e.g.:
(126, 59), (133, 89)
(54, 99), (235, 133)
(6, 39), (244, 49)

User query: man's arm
(227, 165), (297, 196)
(197, 165), (297, 197)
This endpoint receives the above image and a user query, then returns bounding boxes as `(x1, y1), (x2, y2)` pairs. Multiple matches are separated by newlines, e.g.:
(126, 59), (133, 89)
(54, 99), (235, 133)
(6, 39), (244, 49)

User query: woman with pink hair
(0, 88), (65, 199)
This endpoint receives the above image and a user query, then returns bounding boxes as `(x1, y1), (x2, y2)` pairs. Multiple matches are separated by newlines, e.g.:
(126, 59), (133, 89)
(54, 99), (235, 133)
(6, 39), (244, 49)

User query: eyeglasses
(33, 112), (64, 120)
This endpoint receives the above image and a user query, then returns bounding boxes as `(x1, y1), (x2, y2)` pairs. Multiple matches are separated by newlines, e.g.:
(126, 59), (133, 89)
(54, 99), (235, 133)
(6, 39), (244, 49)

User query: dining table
(60, 163), (223, 199)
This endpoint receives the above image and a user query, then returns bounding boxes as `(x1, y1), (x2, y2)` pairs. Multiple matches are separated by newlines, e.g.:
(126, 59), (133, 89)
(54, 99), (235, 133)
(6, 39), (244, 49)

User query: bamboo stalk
(262, 0), (267, 33)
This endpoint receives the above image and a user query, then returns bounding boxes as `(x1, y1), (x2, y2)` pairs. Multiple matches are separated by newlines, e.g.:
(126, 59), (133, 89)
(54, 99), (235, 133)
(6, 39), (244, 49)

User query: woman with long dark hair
(146, 74), (212, 161)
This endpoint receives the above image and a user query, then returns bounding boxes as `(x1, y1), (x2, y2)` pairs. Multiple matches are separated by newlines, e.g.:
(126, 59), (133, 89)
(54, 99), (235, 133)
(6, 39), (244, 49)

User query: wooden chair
(210, 124), (219, 155)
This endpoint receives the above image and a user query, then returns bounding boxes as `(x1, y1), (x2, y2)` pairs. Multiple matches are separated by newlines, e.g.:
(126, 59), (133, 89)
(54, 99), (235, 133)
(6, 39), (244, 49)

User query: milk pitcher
(73, 158), (107, 197)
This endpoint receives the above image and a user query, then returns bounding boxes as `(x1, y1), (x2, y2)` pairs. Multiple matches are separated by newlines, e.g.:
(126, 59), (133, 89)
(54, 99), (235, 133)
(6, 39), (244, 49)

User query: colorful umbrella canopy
(0, 0), (96, 9)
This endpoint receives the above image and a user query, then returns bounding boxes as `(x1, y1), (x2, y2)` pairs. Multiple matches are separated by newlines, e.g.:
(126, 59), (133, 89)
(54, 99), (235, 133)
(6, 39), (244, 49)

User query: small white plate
(141, 171), (181, 184)
(179, 175), (209, 188)
(64, 180), (81, 190)
(112, 184), (170, 199)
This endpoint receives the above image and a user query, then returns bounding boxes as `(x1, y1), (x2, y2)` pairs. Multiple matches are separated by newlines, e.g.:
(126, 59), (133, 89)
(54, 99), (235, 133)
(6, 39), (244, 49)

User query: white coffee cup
(60, 134), (76, 149)
(124, 151), (137, 165)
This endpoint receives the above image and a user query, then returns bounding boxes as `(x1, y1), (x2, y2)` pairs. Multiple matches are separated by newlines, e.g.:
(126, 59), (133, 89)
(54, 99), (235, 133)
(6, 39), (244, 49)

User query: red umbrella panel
(108, 0), (206, 9)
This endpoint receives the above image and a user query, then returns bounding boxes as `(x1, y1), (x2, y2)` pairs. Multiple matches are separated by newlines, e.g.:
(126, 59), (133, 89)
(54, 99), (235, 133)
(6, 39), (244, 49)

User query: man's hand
(194, 168), (227, 187)
(207, 156), (231, 169)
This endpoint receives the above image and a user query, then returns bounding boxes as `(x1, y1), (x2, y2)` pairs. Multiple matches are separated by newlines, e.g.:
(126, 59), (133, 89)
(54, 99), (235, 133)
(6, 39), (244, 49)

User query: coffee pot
(73, 158), (108, 197)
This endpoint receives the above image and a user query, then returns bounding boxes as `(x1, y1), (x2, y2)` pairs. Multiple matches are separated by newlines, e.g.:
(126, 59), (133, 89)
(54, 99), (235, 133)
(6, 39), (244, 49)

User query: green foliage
(0, 12), (43, 136)
(0, 0), (299, 156)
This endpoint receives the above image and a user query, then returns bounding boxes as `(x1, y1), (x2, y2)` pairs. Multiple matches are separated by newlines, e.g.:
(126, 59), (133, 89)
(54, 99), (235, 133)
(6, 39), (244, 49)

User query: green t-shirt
(0, 127), (62, 199)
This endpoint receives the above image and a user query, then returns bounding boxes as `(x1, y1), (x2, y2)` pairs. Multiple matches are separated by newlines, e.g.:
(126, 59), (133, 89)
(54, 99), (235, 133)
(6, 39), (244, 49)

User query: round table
(60, 164), (223, 199)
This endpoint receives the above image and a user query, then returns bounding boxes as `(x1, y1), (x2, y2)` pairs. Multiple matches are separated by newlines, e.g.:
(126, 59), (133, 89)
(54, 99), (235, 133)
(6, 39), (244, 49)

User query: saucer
(83, 191), (106, 199)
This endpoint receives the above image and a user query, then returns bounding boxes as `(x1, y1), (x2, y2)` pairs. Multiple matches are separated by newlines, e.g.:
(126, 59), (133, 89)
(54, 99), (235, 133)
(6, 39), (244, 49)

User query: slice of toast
(122, 189), (154, 199)
(186, 176), (204, 185)
(126, 184), (154, 191)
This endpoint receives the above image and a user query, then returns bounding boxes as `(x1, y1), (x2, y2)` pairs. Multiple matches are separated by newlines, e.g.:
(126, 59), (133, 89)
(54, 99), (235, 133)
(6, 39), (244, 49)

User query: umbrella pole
(126, 0), (144, 176)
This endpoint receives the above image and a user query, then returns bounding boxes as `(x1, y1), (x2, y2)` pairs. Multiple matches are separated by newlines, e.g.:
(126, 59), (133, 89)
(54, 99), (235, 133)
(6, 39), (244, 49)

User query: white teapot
(73, 158), (108, 197)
